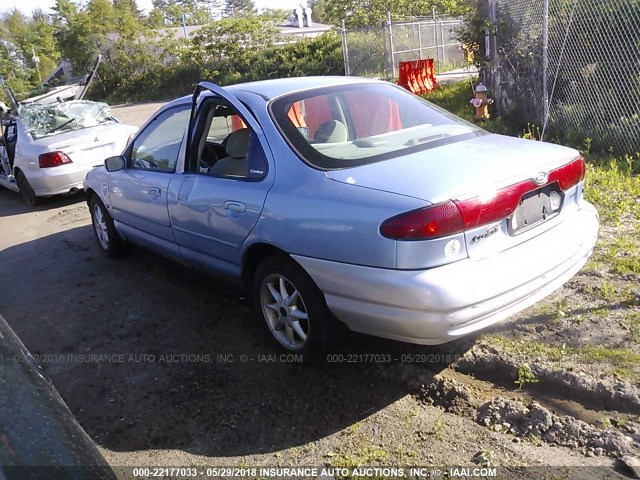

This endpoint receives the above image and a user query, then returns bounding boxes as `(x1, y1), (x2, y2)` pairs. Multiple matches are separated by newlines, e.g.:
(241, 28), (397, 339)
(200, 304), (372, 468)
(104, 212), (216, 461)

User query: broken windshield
(19, 100), (116, 139)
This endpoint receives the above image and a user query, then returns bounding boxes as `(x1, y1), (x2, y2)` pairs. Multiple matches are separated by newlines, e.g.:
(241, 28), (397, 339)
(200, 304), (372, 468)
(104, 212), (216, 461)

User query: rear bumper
(293, 203), (599, 345)
(26, 162), (97, 196)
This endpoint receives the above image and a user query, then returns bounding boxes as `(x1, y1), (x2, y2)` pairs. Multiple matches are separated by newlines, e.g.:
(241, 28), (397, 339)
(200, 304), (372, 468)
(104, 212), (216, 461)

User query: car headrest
(226, 128), (250, 158)
(314, 120), (347, 143)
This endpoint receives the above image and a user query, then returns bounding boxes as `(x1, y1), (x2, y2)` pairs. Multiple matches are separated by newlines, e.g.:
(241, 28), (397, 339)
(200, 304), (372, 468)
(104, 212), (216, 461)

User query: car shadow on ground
(0, 188), (87, 218)
(0, 223), (473, 457)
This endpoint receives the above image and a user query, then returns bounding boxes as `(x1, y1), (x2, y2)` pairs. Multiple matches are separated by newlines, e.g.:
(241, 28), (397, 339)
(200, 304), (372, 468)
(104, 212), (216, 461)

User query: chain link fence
(340, 16), (467, 80)
(487, 0), (640, 154)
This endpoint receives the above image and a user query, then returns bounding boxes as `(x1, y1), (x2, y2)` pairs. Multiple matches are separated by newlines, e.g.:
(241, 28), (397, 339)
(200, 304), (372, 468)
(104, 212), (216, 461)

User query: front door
(109, 103), (190, 244)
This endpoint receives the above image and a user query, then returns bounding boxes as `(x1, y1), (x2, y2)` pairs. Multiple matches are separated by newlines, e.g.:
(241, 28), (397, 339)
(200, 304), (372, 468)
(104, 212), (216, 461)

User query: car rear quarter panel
(250, 170), (428, 268)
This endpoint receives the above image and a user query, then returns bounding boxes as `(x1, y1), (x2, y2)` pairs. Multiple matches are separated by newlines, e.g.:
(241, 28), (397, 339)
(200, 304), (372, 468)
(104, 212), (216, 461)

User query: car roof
(227, 76), (384, 99)
(162, 76), (386, 109)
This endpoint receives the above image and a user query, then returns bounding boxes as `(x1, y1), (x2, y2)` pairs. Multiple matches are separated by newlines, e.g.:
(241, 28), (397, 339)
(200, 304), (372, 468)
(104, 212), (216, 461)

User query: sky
(1, 0), (308, 16)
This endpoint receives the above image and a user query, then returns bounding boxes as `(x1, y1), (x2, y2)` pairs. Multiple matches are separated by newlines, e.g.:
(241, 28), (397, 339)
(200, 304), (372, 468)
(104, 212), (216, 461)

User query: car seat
(208, 128), (249, 177)
(313, 120), (348, 143)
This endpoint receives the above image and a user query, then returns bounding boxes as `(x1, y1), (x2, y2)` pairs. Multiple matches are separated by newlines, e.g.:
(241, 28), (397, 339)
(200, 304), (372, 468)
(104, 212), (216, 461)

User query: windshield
(19, 100), (116, 139)
(270, 83), (485, 169)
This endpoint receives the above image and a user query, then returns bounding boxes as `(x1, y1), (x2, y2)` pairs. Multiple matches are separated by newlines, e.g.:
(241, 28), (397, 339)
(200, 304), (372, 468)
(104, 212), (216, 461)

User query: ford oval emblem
(534, 171), (549, 185)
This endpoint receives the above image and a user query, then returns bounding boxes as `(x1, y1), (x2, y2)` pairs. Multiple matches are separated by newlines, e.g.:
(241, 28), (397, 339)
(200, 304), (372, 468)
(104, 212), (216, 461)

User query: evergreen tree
(224, 0), (255, 18)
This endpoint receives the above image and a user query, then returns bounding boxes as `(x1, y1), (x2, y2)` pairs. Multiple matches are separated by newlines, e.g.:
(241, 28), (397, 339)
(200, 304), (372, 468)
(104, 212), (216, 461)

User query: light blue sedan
(84, 77), (599, 361)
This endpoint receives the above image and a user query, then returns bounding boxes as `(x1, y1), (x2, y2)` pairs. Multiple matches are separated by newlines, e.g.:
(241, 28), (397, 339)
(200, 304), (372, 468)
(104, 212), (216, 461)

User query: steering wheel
(200, 143), (219, 172)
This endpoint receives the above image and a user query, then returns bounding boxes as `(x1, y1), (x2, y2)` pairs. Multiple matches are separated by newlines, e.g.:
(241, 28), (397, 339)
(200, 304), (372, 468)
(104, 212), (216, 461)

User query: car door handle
(224, 201), (246, 213)
(149, 187), (161, 198)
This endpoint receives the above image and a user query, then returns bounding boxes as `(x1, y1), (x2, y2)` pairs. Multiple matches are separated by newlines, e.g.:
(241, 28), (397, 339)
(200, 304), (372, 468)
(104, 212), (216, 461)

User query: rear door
(168, 83), (274, 268)
(109, 103), (190, 243)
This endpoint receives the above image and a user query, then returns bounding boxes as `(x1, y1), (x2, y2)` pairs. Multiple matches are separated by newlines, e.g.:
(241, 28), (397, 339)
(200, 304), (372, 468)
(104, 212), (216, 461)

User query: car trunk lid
(37, 123), (136, 166)
(325, 134), (578, 203)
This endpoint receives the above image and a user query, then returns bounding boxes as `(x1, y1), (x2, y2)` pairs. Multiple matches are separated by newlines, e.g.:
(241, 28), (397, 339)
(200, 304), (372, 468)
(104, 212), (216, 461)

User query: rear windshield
(270, 83), (485, 169)
(19, 100), (116, 139)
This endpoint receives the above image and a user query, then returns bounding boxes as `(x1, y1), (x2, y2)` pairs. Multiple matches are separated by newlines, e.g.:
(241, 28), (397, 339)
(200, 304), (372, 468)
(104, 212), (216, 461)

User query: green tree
(324, 0), (471, 28)
(0, 39), (34, 99)
(0, 8), (59, 88)
(198, 0), (226, 19)
(307, 0), (329, 24)
(114, 0), (145, 35)
(51, 0), (78, 27)
(225, 0), (256, 17)
(188, 16), (278, 67)
(258, 8), (290, 22)
(149, 0), (210, 26)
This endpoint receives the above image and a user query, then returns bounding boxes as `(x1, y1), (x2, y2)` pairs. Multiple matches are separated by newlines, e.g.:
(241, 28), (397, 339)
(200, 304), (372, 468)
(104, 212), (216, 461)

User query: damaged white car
(0, 98), (137, 205)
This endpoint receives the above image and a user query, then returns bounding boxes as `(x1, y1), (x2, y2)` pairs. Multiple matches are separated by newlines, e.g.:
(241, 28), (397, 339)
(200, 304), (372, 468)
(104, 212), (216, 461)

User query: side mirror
(104, 155), (125, 172)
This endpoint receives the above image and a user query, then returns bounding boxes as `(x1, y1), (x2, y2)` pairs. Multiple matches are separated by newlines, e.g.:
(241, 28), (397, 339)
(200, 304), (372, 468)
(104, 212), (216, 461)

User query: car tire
(15, 170), (41, 206)
(90, 195), (126, 257)
(254, 255), (344, 362)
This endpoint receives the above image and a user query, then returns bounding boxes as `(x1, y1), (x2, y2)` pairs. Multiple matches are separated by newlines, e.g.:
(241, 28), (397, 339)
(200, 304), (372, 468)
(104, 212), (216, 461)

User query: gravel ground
(0, 103), (638, 479)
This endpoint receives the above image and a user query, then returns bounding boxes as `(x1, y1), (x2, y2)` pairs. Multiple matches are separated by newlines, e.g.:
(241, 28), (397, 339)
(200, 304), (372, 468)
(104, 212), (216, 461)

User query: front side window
(130, 104), (190, 172)
(270, 83), (485, 169)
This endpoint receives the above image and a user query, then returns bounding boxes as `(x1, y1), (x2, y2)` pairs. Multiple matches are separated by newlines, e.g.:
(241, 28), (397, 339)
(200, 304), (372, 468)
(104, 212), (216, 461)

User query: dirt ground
(0, 103), (638, 479)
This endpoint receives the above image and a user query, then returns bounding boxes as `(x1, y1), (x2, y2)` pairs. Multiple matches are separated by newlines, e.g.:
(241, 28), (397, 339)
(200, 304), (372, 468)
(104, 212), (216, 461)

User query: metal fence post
(432, 7), (440, 70)
(386, 11), (397, 80)
(542, 0), (550, 132)
(417, 21), (423, 59)
(340, 19), (351, 76)
(488, 0), (499, 110)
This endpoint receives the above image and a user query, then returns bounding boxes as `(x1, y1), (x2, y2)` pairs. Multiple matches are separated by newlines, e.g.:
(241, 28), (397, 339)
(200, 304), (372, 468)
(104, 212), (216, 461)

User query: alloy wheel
(260, 274), (310, 350)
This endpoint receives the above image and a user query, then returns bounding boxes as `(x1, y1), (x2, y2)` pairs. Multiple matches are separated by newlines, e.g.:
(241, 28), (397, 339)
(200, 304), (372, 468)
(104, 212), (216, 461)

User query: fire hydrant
(470, 83), (493, 121)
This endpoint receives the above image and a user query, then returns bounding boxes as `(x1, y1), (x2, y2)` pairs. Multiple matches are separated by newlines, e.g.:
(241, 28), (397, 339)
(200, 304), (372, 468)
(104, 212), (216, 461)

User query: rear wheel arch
(14, 168), (41, 205)
(241, 243), (290, 287)
(13, 166), (25, 181)
(251, 253), (346, 362)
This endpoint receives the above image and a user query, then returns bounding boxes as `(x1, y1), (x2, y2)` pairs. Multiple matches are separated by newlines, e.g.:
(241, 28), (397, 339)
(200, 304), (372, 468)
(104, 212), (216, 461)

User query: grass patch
(424, 81), (476, 124)
(332, 446), (389, 467)
(484, 335), (640, 368)
(625, 311), (640, 342)
(584, 156), (640, 228)
(592, 235), (640, 276)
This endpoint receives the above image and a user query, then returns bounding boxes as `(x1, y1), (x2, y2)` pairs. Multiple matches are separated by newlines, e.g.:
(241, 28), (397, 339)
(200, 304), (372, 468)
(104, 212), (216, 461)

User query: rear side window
(270, 83), (484, 169)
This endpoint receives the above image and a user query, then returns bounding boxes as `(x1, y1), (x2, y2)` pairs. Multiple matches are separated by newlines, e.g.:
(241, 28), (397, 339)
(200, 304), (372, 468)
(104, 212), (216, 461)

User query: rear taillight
(381, 201), (464, 240)
(549, 156), (585, 190)
(39, 151), (73, 168)
(381, 156), (586, 240)
(454, 181), (538, 230)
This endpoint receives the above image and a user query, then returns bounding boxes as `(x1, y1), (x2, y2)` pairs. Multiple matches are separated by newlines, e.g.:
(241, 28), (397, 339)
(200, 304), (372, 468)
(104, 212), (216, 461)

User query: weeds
(625, 311), (640, 342)
(432, 414), (446, 440)
(473, 449), (494, 467)
(594, 279), (617, 302)
(584, 157), (640, 227)
(515, 363), (540, 389)
(485, 336), (640, 368)
(555, 298), (569, 319)
(521, 123), (541, 140)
